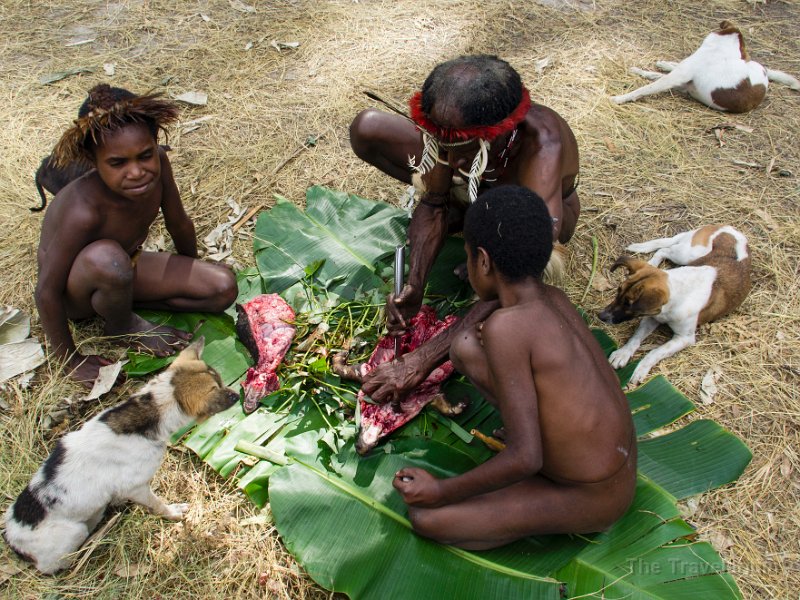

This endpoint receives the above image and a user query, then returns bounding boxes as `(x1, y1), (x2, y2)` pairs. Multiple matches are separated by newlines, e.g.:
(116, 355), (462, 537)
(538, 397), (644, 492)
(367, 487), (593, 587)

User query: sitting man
(393, 186), (636, 549)
(36, 84), (237, 386)
(351, 54), (579, 335)
(351, 55), (579, 403)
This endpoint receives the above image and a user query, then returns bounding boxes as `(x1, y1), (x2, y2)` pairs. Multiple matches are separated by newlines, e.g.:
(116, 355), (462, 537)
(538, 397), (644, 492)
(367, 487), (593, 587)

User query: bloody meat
(236, 294), (296, 413)
(332, 305), (459, 454)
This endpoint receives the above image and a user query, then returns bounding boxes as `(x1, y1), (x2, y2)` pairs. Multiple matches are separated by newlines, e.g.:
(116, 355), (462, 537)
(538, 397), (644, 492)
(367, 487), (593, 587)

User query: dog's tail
(543, 243), (568, 286)
(766, 69), (800, 91)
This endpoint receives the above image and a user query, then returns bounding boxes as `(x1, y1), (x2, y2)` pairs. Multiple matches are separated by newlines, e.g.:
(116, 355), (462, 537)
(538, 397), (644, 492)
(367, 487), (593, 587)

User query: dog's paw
(625, 241), (652, 253)
(165, 503), (190, 521)
(628, 363), (652, 387)
(610, 95), (626, 104)
(609, 348), (633, 369)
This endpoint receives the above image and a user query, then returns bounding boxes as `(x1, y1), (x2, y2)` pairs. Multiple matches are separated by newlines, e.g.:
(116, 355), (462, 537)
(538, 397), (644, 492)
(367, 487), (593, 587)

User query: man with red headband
(350, 55), (580, 403)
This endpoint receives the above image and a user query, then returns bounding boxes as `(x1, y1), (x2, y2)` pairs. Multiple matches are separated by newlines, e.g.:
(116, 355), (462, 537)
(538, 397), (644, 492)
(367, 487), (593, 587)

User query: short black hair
(463, 186), (553, 281)
(421, 55), (523, 127)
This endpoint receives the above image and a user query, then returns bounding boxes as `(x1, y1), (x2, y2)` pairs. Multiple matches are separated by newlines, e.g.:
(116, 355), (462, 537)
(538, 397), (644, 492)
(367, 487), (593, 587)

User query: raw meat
(333, 305), (459, 454)
(236, 294), (296, 413)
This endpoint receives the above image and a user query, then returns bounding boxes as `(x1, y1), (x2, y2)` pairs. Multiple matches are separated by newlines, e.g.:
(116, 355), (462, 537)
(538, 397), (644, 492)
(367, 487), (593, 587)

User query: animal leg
(429, 393), (468, 416)
(628, 332), (696, 386)
(125, 485), (188, 521)
(655, 61), (679, 72)
(612, 67), (693, 104)
(766, 69), (800, 91)
(608, 317), (660, 369)
(629, 67), (664, 81)
(34, 520), (89, 574)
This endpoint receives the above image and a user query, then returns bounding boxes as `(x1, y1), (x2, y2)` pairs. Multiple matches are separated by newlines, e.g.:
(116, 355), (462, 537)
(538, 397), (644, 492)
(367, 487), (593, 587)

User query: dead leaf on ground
(0, 339), (45, 383)
(603, 137), (621, 154)
(103, 62), (116, 76)
(534, 57), (551, 73)
(229, 0), (256, 13)
(114, 562), (153, 579)
(699, 366), (722, 405)
(754, 208), (778, 231)
(0, 306), (30, 344)
(707, 529), (735, 552)
(84, 360), (125, 401)
(174, 91), (208, 106)
(0, 560), (26, 585)
(38, 67), (93, 85)
(270, 40), (300, 52)
(780, 456), (793, 478)
(590, 271), (615, 292)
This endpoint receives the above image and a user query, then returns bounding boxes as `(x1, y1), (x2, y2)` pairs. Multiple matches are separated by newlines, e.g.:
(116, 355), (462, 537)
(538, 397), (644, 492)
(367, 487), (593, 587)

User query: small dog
(3, 337), (239, 574)
(612, 21), (800, 112)
(599, 225), (751, 386)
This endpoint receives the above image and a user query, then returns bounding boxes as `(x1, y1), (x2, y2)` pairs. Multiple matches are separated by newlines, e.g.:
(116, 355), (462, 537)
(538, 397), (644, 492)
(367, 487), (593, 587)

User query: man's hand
(421, 161), (454, 196)
(67, 354), (116, 389)
(393, 467), (445, 507)
(385, 283), (423, 337)
(361, 354), (428, 404)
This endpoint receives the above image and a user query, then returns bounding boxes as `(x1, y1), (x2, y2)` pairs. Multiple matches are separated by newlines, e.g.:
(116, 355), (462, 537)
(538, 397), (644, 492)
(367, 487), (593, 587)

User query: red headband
(409, 86), (531, 143)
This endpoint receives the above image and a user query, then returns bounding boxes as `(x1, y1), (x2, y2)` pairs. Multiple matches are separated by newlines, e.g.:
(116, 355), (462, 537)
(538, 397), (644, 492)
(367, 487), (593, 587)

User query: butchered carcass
(331, 305), (465, 454)
(236, 294), (296, 413)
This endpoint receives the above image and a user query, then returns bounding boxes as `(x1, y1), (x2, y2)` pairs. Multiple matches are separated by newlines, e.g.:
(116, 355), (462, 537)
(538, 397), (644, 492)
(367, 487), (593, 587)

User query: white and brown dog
(3, 337), (239, 574)
(612, 21), (800, 112)
(599, 225), (751, 386)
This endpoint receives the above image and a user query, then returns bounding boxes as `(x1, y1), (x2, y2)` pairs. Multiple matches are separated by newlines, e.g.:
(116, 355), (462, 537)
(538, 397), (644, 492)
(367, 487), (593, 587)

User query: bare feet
(67, 354), (116, 388)
(105, 314), (191, 356)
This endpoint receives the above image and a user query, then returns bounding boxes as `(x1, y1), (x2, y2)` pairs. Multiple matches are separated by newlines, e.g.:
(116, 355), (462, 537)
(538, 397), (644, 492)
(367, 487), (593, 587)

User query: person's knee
(203, 265), (238, 312)
(76, 240), (133, 287)
(408, 507), (447, 543)
(349, 109), (385, 158)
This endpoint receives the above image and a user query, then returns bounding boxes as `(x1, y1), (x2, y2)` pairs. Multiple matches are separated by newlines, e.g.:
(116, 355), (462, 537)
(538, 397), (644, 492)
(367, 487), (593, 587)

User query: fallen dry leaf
(229, 0), (255, 12)
(38, 67), (93, 85)
(780, 456), (792, 478)
(103, 62), (116, 76)
(0, 338), (45, 383)
(114, 562), (153, 579)
(707, 529), (735, 552)
(174, 91), (208, 106)
(85, 360), (125, 401)
(590, 271), (615, 293)
(0, 560), (25, 585)
(754, 208), (778, 231)
(699, 366), (722, 405)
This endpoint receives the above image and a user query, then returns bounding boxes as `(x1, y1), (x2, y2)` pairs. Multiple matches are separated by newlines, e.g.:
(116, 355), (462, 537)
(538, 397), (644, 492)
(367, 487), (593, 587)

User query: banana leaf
(120, 187), (750, 599)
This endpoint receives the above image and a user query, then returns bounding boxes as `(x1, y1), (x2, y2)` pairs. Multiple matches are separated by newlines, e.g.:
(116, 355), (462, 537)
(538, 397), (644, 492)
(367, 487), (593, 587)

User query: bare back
(487, 286), (633, 484)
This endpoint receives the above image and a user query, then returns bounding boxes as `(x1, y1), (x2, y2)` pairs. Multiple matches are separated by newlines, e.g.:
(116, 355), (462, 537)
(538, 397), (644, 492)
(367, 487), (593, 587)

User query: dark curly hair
(52, 84), (178, 168)
(420, 55), (523, 127)
(463, 185), (553, 281)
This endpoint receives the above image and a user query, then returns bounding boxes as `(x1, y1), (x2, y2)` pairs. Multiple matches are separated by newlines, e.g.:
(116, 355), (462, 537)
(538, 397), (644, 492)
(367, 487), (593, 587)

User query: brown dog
(598, 225), (751, 385)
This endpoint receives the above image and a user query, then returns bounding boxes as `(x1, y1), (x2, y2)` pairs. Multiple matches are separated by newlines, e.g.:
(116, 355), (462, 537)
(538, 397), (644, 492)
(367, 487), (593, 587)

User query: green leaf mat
(126, 186), (751, 599)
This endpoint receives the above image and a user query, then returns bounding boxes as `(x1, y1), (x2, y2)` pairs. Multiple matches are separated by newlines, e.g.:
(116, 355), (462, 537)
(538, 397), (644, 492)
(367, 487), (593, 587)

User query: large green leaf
(122, 187), (749, 599)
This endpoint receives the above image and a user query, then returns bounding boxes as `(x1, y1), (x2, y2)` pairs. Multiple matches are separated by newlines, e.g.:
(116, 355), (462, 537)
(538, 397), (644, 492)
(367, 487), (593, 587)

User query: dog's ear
(610, 256), (650, 275)
(172, 336), (206, 366)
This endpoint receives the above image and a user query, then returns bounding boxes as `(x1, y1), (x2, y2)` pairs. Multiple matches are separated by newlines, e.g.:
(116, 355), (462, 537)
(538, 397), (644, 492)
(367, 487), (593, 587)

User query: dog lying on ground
(3, 337), (239, 574)
(612, 21), (800, 112)
(598, 225), (751, 386)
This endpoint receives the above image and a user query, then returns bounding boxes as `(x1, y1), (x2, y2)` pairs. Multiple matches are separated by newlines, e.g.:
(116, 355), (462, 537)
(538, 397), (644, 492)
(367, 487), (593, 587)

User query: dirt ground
(0, 0), (798, 598)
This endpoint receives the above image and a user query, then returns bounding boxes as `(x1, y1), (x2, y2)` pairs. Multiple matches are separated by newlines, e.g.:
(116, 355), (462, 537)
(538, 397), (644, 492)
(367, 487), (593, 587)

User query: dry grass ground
(0, 0), (798, 598)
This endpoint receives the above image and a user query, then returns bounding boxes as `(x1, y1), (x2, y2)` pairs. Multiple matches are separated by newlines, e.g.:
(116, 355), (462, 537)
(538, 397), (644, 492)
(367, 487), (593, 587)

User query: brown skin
(36, 123), (237, 387)
(351, 100), (579, 402)
(391, 244), (636, 550)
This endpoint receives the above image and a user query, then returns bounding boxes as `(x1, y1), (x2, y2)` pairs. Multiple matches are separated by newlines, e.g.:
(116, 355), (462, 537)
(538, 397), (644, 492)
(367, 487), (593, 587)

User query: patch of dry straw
(0, 0), (797, 597)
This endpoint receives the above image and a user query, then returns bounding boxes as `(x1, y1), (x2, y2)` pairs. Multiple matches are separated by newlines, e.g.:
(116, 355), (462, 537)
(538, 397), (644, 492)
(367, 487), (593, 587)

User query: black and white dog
(3, 337), (239, 574)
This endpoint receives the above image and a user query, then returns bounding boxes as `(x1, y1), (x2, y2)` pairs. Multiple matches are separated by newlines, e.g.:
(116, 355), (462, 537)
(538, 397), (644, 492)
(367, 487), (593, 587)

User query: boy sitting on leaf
(392, 186), (636, 550)
(36, 84), (237, 387)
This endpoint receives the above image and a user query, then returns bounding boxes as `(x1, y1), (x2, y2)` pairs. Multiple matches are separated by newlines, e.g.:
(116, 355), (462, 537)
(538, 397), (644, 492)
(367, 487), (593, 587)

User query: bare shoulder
(46, 173), (106, 229)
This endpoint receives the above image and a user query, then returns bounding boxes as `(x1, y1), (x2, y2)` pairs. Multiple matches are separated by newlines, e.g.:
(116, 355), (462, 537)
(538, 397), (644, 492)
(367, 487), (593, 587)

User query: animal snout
(598, 306), (622, 324)
(224, 388), (240, 407)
